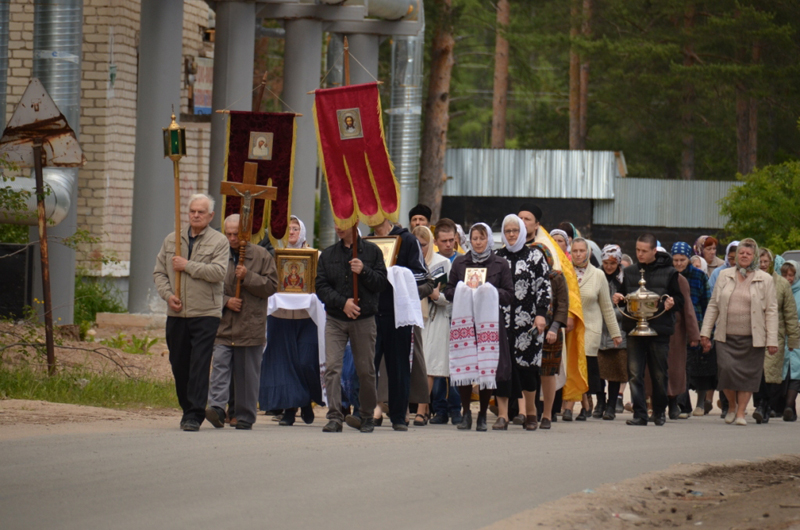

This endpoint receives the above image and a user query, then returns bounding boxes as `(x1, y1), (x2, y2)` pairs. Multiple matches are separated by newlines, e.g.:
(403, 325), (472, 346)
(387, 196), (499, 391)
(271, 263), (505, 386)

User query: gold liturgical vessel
(619, 271), (669, 337)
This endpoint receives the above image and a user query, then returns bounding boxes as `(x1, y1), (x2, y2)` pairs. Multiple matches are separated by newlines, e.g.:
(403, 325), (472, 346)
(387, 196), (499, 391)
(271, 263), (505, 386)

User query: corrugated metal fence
(442, 149), (741, 229)
(443, 149), (621, 199)
(593, 178), (741, 228)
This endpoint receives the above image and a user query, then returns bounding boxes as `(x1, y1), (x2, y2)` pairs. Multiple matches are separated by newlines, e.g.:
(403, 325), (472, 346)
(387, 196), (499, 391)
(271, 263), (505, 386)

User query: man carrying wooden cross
(205, 162), (279, 430)
(154, 193), (229, 432)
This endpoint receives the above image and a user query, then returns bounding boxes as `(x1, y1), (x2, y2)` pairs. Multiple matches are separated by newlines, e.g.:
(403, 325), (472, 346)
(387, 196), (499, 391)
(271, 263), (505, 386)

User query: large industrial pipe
(318, 0), (418, 21)
(388, 2), (424, 227)
(0, 168), (72, 225)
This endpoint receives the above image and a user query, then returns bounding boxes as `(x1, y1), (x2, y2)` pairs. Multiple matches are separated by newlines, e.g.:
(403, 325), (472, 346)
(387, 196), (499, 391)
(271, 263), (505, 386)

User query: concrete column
(207, 2), (256, 229)
(31, 0), (83, 324)
(346, 34), (380, 85)
(127, 0), (184, 314)
(283, 19), (322, 245)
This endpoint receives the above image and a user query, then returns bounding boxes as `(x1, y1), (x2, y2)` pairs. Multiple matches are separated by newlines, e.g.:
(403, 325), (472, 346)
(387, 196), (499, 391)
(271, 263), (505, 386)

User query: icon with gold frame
(465, 267), (487, 289)
(275, 248), (318, 294)
(364, 235), (401, 268)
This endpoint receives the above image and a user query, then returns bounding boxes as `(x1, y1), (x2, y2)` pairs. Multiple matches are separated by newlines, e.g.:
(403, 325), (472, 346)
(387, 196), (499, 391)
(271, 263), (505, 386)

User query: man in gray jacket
(206, 214), (278, 430)
(153, 194), (229, 431)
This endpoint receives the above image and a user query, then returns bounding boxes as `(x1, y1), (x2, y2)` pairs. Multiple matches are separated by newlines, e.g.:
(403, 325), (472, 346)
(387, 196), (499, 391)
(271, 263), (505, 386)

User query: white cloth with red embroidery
(449, 281), (501, 389)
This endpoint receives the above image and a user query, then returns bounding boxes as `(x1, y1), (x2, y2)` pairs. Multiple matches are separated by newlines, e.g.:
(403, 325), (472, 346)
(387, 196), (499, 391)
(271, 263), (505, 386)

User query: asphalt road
(1, 413), (797, 530)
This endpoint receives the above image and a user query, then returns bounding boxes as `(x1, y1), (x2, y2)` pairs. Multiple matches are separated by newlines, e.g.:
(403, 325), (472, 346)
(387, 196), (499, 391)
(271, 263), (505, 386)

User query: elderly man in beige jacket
(154, 193), (229, 431)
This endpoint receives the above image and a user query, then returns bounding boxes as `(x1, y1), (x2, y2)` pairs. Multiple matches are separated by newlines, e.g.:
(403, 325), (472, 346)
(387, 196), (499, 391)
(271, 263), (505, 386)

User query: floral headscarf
(693, 235), (709, 257)
(735, 238), (759, 278)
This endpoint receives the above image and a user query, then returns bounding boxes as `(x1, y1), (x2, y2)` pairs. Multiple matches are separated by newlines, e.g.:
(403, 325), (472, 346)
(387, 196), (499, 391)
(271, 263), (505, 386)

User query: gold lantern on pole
(163, 112), (187, 298)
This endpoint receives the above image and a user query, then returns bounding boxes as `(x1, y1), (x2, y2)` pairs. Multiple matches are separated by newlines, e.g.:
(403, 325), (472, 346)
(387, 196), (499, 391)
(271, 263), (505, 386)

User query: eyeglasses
(503, 229), (520, 235)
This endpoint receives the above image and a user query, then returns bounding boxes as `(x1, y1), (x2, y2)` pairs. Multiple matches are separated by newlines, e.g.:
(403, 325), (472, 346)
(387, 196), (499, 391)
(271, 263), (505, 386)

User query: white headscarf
(550, 228), (571, 253)
(601, 244), (622, 263)
(469, 223), (494, 264)
(691, 255), (708, 275)
(287, 215), (307, 249)
(725, 240), (740, 267)
(500, 214), (527, 254)
(456, 223), (469, 252)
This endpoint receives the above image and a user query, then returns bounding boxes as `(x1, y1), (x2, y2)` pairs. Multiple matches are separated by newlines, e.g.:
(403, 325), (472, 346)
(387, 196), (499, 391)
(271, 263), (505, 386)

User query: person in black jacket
(612, 234), (683, 426)
(365, 218), (433, 431)
(315, 225), (389, 433)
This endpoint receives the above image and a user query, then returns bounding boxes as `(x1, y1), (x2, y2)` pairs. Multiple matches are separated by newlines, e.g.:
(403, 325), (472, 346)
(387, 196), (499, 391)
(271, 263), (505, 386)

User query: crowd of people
(153, 194), (800, 432)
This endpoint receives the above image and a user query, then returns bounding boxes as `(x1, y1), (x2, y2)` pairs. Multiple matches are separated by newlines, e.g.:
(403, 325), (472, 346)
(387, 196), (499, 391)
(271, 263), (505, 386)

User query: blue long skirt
(258, 316), (322, 410)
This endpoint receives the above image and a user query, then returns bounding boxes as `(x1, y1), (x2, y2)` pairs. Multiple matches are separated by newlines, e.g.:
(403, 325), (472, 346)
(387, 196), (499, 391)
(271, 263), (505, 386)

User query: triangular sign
(0, 78), (86, 168)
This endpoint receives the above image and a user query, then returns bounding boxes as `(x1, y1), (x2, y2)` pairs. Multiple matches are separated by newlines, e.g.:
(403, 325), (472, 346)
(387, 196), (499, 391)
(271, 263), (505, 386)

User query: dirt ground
(487, 456), (800, 530)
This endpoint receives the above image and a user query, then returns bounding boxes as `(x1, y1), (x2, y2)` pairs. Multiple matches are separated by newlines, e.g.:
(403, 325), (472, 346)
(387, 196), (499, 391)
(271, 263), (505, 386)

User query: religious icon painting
(363, 236), (401, 268)
(336, 108), (364, 140)
(248, 131), (273, 161)
(464, 267), (487, 289)
(275, 248), (318, 294)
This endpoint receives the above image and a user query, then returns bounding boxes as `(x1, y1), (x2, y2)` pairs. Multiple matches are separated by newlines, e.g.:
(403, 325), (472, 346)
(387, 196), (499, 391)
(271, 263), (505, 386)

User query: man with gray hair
(154, 193), (229, 431)
(205, 214), (278, 430)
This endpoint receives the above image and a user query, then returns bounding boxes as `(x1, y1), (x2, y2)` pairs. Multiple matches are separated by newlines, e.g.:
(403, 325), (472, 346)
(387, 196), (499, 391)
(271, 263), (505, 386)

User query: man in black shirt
(613, 234), (683, 426)
(316, 225), (389, 432)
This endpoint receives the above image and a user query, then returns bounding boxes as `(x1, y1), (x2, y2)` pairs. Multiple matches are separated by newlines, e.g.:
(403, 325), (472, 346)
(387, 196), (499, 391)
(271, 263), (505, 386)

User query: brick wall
(4, 0), (213, 277)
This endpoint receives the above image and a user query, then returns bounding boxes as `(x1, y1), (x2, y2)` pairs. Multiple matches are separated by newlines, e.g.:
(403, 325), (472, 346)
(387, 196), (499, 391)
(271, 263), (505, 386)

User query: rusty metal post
(33, 141), (56, 375)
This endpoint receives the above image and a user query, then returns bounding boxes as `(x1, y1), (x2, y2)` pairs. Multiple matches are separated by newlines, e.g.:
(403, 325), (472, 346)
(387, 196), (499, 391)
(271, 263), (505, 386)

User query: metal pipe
(0, 0), (9, 129)
(0, 168), (72, 225)
(29, 0), (83, 325)
(388, 2), (424, 227)
(318, 0), (417, 21)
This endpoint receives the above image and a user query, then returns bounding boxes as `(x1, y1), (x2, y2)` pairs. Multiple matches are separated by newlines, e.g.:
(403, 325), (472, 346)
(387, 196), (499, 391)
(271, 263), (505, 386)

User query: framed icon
(248, 131), (273, 160)
(364, 235), (401, 268)
(464, 267), (487, 289)
(336, 108), (364, 140)
(275, 248), (318, 294)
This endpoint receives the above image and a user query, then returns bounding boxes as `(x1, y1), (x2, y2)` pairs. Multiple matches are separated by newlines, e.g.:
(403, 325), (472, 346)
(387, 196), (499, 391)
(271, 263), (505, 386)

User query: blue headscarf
(671, 241), (692, 258)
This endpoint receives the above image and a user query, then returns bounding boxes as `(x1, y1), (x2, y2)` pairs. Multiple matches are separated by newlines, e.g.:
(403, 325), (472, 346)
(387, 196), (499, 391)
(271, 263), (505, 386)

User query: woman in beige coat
(700, 238), (779, 426)
(568, 238), (621, 420)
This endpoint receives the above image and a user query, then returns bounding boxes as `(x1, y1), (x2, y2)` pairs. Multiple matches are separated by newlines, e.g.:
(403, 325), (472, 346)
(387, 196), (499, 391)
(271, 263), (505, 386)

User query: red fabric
(223, 111), (295, 240)
(314, 83), (399, 228)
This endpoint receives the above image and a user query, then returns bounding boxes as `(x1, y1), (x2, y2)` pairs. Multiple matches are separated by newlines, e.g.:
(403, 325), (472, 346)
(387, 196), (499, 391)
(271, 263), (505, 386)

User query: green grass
(0, 365), (178, 410)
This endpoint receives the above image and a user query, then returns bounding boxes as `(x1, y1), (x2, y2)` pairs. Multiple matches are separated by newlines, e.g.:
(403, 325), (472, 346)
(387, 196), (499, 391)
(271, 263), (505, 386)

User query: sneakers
(205, 406), (225, 429)
(322, 420), (342, 432)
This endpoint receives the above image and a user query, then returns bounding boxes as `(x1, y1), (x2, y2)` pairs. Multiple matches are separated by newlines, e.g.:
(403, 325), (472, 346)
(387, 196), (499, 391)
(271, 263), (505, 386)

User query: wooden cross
(220, 161), (277, 297)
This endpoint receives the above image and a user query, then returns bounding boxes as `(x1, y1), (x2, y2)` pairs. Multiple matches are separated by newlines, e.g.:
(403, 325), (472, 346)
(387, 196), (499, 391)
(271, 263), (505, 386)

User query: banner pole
(342, 36), (359, 306)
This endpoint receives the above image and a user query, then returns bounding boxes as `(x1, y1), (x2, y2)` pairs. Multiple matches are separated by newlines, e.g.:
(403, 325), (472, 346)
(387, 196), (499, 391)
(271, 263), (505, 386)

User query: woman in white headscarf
(285, 215), (309, 249)
(444, 223), (514, 431)
(567, 238), (622, 421)
(495, 214), (551, 431)
(411, 225), (452, 425)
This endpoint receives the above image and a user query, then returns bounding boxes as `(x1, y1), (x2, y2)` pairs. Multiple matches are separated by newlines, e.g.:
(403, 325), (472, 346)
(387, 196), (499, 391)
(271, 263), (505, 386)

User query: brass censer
(619, 270), (669, 336)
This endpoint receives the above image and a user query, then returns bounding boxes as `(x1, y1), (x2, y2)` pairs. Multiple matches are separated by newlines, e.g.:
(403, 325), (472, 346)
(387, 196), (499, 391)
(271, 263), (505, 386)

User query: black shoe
(539, 418), (552, 430)
(182, 419), (200, 431)
(762, 409), (770, 424)
(626, 417), (647, 426)
(344, 414), (362, 430)
(704, 400), (713, 415)
(511, 414), (526, 425)
(753, 407), (765, 424)
(720, 406), (729, 419)
(360, 417), (375, 433)
(374, 415), (383, 427)
(476, 413), (488, 432)
(668, 399), (680, 420)
(322, 420), (342, 432)
(592, 402), (604, 419)
(784, 407), (797, 422)
(450, 413), (463, 425)
(575, 409), (587, 421)
(654, 413), (666, 426)
(648, 413), (656, 423)
(279, 408), (297, 426)
(392, 423), (408, 431)
(769, 410), (777, 418)
(205, 407), (225, 429)
(602, 408), (616, 421)
(235, 420), (252, 430)
(429, 414), (448, 424)
(300, 405), (315, 425)
(562, 409), (573, 421)
(616, 395), (624, 414)
(457, 412), (472, 430)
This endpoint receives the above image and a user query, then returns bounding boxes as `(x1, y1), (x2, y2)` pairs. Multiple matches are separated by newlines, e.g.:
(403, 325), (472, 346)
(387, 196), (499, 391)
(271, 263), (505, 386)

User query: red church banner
(222, 111), (296, 242)
(313, 82), (400, 229)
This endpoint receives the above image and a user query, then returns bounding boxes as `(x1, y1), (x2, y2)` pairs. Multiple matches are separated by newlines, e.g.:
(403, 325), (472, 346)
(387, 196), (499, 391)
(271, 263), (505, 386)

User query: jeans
(431, 377), (462, 418)
(627, 335), (670, 420)
(375, 314), (412, 426)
